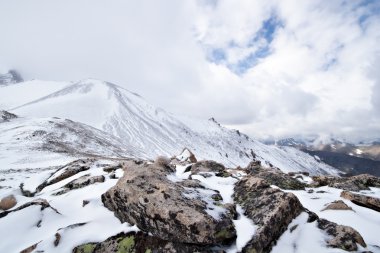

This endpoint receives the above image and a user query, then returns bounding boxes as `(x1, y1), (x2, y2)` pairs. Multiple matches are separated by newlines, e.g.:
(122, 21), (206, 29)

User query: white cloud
(0, 0), (379, 141)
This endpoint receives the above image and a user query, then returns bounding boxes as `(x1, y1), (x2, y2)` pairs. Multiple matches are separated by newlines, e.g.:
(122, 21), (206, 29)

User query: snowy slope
(0, 116), (146, 170)
(1, 78), (338, 175)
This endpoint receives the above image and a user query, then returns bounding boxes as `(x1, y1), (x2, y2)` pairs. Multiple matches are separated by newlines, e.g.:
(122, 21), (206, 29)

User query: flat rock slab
(101, 161), (236, 245)
(341, 191), (380, 212)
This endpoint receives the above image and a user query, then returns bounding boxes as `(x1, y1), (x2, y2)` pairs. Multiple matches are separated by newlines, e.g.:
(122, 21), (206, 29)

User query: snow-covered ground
(0, 160), (138, 253)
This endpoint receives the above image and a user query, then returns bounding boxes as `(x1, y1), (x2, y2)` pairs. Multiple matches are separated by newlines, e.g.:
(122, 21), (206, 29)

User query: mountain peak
(0, 70), (23, 86)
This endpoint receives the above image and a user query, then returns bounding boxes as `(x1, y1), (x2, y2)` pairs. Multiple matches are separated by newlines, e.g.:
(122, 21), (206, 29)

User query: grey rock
(233, 175), (304, 253)
(101, 161), (236, 245)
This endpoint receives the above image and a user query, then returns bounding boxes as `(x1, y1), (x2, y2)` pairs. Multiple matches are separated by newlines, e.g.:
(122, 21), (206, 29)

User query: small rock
(0, 194), (17, 210)
(321, 200), (353, 211)
(54, 232), (61, 246)
(54, 175), (105, 195)
(82, 200), (90, 207)
(290, 224), (298, 233)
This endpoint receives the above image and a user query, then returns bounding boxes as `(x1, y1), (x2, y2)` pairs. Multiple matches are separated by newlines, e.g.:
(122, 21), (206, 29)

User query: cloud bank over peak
(0, 0), (379, 142)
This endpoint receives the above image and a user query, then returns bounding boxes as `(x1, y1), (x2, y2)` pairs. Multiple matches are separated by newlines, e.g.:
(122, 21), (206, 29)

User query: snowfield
(1, 78), (338, 174)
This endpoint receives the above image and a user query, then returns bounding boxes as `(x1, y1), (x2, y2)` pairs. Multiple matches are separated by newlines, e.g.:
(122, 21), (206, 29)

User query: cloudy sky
(0, 0), (379, 141)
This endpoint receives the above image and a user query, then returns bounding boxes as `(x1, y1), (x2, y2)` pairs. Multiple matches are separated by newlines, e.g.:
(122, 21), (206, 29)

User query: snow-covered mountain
(0, 78), (338, 175)
(0, 70), (23, 86)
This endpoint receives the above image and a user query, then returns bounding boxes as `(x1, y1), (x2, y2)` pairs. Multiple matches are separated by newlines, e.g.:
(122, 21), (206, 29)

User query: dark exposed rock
(312, 174), (380, 191)
(317, 218), (366, 251)
(341, 191), (380, 212)
(54, 233), (61, 247)
(20, 241), (41, 253)
(101, 161), (236, 245)
(0, 198), (60, 219)
(54, 175), (105, 195)
(233, 175), (304, 253)
(20, 159), (95, 197)
(289, 224), (298, 233)
(72, 231), (223, 253)
(321, 200), (353, 211)
(82, 200), (90, 207)
(0, 110), (17, 122)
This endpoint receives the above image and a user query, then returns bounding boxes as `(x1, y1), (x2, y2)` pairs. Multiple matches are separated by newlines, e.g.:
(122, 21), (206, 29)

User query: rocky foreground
(1, 152), (380, 253)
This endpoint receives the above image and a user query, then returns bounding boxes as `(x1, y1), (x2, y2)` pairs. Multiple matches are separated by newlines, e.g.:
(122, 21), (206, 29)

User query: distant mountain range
(271, 137), (380, 176)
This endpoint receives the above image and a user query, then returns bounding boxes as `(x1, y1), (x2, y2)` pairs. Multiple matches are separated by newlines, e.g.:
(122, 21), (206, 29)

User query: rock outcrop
(20, 159), (95, 196)
(101, 160), (236, 246)
(233, 175), (304, 252)
(312, 174), (380, 191)
(73, 231), (221, 253)
(341, 191), (380, 212)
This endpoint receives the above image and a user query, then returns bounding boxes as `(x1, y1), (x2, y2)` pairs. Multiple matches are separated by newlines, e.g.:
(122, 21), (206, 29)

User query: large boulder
(233, 175), (304, 253)
(101, 161), (236, 245)
(341, 191), (380, 212)
(312, 174), (380, 191)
